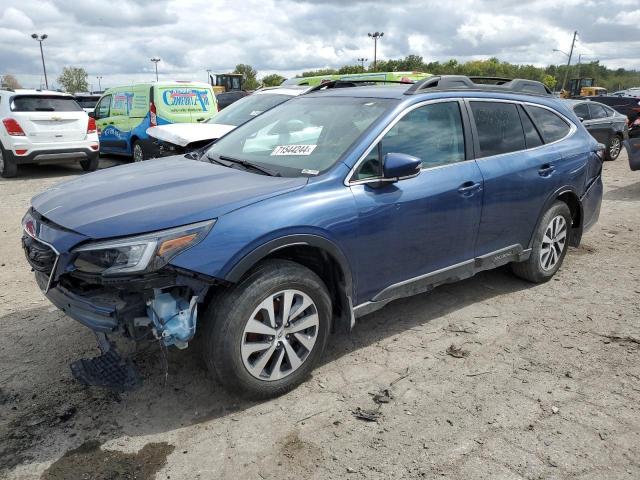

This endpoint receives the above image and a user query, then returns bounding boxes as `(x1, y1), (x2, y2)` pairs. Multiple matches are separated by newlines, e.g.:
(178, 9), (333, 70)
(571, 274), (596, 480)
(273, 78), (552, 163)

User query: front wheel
(606, 134), (622, 161)
(511, 201), (572, 283)
(132, 140), (148, 162)
(201, 259), (332, 399)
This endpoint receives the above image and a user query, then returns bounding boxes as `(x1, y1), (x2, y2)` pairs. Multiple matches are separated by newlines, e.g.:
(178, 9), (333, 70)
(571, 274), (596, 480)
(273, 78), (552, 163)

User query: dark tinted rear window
(526, 106), (570, 144)
(74, 96), (100, 108)
(11, 95), (82, 112)
(470, 101), (525, 157)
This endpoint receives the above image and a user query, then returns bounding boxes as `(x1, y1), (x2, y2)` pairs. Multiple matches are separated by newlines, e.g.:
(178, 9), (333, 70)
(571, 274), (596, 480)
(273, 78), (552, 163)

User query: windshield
(206, 96), (394, 177)
(207, 93), (293, 127)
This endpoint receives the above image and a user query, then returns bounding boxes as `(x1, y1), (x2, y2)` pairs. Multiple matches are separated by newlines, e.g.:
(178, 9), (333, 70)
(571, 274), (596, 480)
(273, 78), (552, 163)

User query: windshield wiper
(218, 155), (281, 177)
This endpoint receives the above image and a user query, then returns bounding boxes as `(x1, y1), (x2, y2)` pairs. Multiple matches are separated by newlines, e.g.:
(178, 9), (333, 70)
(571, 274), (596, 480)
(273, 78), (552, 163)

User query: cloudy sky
(1, 0), (638, 90)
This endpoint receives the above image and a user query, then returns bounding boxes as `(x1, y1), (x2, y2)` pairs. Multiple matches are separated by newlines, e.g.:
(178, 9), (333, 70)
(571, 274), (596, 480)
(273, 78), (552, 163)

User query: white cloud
(0, 0), (638, 90)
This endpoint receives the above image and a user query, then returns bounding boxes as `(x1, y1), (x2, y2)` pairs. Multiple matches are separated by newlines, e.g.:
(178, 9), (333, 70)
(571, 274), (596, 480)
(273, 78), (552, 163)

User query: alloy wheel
(540, 215), (567, 271)
(133, 144), (143, 162)
(241, 289), (319, 381)
(609, 136), (621, 159)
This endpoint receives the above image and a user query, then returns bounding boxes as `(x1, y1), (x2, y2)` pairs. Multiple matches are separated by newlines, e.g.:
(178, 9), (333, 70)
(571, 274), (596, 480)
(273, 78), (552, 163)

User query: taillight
(2, 118), (25, 136)
(149, 101), (157, 127)
(87, 117), (96, 134)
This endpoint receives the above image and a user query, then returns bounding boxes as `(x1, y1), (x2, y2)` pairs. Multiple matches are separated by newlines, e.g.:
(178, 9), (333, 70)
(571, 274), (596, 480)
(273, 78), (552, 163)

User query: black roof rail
(405, 75), (552, 97)
(0, 87), (15, 92)
(308, 78), (416, 92)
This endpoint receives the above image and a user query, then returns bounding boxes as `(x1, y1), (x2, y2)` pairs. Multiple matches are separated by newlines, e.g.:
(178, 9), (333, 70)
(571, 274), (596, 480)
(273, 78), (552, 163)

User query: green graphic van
(281, 71), (432, 87)
(93, 81), (218, 161)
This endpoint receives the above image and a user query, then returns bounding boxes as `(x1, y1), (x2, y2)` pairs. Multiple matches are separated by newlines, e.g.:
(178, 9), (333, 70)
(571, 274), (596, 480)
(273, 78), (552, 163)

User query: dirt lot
(1, 154), (639, 479)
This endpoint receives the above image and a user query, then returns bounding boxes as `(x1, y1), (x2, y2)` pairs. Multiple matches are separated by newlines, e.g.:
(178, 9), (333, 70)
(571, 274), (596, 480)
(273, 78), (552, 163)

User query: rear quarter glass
(155, 85), (217, 122)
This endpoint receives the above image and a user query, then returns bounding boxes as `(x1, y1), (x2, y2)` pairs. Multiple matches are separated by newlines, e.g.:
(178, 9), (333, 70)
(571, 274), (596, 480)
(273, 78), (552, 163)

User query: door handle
(538, 164), (556, 177)
(196, 117), (205, 122)
(108, 122), (114, 125)
(457, 181), (481, 197)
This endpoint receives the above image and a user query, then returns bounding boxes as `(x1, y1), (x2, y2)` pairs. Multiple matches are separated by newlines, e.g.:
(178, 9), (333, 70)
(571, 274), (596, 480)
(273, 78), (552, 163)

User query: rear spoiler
(624, 138), (640, 171)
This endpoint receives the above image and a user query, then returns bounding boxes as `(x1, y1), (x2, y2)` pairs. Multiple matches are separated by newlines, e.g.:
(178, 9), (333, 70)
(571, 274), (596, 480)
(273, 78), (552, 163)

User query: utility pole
(561, 31), (577, 94)
(31, 33), (49, 89)
(368, 32), (383, 70)
(206, 68), (212, 83)
(96, 75), (102, 91)
(150, 57), (161, 81)
(357, 57), (368, 71)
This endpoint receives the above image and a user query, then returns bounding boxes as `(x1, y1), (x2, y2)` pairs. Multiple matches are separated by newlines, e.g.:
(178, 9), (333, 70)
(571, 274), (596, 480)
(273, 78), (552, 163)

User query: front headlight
(73, 219), (215, 275)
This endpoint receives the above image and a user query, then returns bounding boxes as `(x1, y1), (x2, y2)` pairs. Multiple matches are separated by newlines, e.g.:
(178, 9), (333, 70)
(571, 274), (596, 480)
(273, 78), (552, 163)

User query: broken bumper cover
(37, 272), (120, 332)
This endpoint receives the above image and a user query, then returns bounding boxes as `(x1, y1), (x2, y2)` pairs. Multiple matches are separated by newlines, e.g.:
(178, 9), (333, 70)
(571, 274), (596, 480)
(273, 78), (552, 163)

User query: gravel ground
(0, 154), (639, 479)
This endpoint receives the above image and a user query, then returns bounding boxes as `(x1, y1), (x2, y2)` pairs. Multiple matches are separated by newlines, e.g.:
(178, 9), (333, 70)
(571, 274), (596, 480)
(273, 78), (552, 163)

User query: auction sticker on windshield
(271, 145), (317, 156)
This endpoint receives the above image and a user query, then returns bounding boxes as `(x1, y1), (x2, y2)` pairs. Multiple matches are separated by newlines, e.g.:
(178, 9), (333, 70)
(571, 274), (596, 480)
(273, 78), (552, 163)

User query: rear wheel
(0, 145), (17, 178)
(201, 259), (332, 399)
(80, 156), (99, 172)
(606, 134), (622, 161)
(511, 201), (572, 283)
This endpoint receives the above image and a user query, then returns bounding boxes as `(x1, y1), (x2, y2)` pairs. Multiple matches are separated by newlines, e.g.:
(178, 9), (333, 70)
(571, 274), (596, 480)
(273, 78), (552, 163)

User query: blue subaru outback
(22, 76), (604, 398)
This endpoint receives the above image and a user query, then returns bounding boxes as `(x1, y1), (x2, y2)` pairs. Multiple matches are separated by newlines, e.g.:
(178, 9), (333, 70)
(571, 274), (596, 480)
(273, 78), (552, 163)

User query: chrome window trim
(344, 98), (465, 186)
(345, 97), (578, 185)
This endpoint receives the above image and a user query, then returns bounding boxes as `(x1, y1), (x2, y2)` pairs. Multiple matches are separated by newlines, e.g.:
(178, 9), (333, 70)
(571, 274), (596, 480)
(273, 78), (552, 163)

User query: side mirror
(88, 111), (96, 119)
(383, 152), (421, 181)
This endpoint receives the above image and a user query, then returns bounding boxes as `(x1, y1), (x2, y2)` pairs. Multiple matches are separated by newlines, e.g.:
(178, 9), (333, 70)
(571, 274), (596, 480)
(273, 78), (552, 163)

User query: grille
(22, 234), (57, 275)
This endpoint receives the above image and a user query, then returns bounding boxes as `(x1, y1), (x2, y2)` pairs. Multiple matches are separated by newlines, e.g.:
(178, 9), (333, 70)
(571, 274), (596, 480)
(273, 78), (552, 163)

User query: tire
(511, 201), (572, 283)
(80, 156), (99, 172)
(201, 259), (332, 399)
(605, 134), (622, 161)
(0, 144), (18, 178)
(132, 140), (148, 162)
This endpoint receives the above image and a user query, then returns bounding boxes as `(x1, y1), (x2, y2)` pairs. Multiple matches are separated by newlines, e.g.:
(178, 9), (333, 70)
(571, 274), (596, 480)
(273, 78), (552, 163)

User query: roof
(0, 88), (72, 96)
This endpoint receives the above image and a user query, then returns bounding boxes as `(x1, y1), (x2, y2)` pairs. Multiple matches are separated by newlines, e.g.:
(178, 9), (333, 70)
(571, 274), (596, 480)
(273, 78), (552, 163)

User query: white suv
(0, 89), (99, 177)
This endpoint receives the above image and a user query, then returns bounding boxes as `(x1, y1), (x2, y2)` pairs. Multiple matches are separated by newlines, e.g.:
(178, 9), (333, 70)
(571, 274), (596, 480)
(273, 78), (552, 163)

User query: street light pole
(357, 57), (368, 71)
(150, 57), (161, 81)
(206, 68), (212, 84)
(560, 31), (577, 93)
(31, 33), (49, 89)
(367, 32), (383, 70)
(96, 75), (102, 91)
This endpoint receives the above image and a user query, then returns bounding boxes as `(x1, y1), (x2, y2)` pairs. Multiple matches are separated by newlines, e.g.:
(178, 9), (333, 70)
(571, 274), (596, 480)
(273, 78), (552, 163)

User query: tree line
(4, 56), (638, 93)
(298, 55), (640, 92)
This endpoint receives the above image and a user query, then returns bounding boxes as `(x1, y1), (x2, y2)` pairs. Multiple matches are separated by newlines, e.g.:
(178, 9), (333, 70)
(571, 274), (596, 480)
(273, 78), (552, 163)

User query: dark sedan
(565, 100), (629, 160)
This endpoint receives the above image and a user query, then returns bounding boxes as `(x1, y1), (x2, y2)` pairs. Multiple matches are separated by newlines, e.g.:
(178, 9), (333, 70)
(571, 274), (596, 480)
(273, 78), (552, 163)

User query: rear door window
(470, 101), (525, 157)
(525, 106), (571, 144)
(589, 104), (608, 120)
(573, 103), (591, 120)
(11, 95), (82, 112)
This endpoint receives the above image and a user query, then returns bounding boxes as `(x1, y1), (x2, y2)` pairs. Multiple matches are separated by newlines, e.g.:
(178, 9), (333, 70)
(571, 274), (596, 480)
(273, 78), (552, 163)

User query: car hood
(32, 157), (307, 239)
(146, 123), (236, 147)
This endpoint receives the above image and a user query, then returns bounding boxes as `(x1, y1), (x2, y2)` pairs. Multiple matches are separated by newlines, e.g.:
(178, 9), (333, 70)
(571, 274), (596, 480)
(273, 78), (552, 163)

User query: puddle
(41, 440), (174, 480)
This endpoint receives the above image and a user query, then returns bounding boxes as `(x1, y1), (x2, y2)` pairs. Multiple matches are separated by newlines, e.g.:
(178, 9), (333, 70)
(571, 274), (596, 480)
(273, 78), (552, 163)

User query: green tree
(57, 67), (88, 93)
(261, 73), (286, 87)
(1, 74), (21, 89)
(542, 74), (557, 90)
(233, 64), (259, 90)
